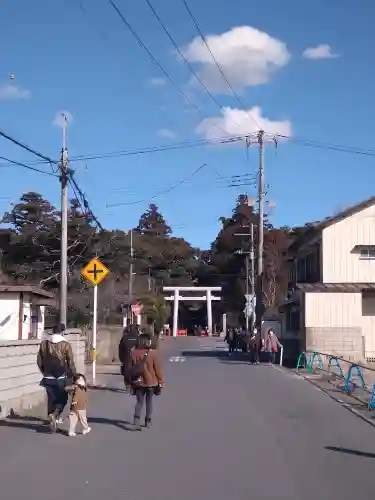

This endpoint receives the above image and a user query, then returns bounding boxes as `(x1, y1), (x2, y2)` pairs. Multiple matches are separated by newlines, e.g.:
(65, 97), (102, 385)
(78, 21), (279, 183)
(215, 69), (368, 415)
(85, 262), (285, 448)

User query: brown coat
(37, 337), (76, 379)
(66, 384), (88, 411)
(130, 348), (164, 387)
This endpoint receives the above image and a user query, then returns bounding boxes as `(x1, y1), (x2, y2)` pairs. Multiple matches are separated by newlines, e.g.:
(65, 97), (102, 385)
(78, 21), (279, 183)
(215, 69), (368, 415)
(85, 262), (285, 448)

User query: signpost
(81, 258), (110, 383)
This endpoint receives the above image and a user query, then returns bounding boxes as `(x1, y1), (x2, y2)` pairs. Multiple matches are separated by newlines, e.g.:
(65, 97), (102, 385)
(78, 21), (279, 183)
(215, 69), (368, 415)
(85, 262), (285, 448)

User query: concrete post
(206, 289), (212, 336)
(173, 289), (179, 337)
(222, 313), (227, 337)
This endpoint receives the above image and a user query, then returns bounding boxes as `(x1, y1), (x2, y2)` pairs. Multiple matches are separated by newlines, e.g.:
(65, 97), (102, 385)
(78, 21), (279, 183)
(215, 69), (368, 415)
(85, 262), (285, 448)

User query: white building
(0, 285), (56, 341)
(280, 197), (375, 363)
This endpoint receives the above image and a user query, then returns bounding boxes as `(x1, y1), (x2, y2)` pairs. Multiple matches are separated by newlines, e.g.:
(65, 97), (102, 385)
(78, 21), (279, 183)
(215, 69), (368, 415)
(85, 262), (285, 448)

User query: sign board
(81, 258), (110, 286)
(131, 303), (142, 315)
(244, 294), (256, 317)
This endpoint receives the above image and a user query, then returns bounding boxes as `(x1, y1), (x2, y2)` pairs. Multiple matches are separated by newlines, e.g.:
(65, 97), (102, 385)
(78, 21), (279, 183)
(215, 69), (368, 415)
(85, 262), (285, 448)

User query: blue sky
(1, 0), (374, 249)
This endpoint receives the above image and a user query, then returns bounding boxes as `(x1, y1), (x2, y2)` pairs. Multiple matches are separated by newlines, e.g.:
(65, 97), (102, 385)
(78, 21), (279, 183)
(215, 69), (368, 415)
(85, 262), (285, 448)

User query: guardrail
(296, 351), (375, 410)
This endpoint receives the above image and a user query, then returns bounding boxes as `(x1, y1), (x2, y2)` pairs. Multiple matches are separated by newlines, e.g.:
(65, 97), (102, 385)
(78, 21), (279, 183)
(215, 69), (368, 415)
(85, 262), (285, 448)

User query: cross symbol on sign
(87, 263), (104, 281)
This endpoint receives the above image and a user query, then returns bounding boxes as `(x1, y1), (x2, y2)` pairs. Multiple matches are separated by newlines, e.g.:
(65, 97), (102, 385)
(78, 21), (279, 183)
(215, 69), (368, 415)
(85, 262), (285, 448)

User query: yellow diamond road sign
(81, 258), (109, 286)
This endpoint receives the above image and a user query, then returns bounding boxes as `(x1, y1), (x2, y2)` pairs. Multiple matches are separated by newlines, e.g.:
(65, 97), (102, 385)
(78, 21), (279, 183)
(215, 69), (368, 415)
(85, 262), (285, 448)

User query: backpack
(126, 351), (149, 384)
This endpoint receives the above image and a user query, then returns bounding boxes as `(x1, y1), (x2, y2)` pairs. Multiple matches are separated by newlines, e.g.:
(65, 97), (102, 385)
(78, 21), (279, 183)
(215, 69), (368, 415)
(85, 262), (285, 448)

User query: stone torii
(163, 286), (222, 337)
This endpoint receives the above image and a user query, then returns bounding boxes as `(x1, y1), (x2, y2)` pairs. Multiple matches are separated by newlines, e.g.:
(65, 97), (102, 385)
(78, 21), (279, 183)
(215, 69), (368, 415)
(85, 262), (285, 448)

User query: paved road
(2, 337), (375, 499)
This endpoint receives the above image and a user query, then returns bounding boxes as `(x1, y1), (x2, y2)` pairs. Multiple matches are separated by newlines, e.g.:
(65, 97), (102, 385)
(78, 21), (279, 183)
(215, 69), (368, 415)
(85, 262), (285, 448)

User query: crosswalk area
(197, 337), (228, 351)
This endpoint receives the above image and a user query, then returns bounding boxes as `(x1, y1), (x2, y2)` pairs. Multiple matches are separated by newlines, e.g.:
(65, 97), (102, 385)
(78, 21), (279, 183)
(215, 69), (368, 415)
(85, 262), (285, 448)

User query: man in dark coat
(118, 324), (139, 375)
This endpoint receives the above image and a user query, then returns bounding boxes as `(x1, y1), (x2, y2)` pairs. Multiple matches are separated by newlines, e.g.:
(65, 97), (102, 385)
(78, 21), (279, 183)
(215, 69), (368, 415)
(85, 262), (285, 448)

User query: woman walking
(265, 329), (282, 364)
(127, 333), (164, 431)
(37, 323), (76, 432)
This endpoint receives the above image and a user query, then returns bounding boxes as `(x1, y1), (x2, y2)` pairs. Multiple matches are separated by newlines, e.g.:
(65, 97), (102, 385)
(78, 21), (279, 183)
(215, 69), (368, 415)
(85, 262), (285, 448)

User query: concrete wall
(85, 325), (123, 364)
(322, 204), (375, 283)
(304, 292), (363, 361)
(0, 331), (86, 419)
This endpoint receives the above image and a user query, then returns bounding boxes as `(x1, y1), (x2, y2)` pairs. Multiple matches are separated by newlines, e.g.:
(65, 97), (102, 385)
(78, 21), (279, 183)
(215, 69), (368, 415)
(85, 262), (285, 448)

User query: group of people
(36, 322), (164, 436)
(225, 326), (282, 364)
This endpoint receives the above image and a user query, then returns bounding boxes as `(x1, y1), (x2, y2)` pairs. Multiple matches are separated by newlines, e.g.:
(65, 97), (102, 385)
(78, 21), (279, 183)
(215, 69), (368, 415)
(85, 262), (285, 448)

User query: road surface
(1, 336), (375, 500)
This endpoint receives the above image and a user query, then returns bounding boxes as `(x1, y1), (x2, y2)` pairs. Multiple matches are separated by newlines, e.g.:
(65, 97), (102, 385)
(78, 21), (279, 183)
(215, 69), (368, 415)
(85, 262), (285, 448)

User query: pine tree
(137, 204), (171, 237)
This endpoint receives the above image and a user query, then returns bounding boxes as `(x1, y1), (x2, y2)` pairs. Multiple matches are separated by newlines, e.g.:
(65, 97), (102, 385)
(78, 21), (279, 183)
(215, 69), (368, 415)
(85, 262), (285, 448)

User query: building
(0, 285), (56, 341)
(280, 197), (375, 363)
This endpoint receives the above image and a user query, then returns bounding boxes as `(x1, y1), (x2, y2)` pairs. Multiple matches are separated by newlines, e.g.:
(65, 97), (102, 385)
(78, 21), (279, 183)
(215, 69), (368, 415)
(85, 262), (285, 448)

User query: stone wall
(0, 331), (86, 419)
(306, 326), (364, 362)
(84, 325), (123, 364)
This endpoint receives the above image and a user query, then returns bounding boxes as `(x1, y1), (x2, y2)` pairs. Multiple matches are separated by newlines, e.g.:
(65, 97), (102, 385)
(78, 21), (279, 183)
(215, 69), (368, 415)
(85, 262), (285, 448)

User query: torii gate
(163, 286), (222, 337)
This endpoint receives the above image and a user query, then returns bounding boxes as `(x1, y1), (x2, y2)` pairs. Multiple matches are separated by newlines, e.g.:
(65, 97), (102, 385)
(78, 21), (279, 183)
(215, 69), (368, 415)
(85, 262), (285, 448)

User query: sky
(1, 0), (375, 249)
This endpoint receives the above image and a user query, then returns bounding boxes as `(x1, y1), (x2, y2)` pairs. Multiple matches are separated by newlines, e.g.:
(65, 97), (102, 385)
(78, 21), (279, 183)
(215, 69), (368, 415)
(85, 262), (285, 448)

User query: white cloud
(180, 26), (291, 93)
(303, 44), (340, 60)
(0, 84), (31, 100)
(158, 128), (177, 139)
(150, 77), (167, 87)
(196, 106), (292, 139)
(52, 111), (74, 128)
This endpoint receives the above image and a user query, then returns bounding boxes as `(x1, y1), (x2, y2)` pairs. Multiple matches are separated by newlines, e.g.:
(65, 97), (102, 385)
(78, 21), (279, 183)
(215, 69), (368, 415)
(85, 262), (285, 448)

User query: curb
(291, 368), (375, 428)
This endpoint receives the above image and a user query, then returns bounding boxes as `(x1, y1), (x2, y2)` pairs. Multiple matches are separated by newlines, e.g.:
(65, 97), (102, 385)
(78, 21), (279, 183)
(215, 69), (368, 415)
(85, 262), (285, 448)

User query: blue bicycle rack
(343, 364), (366, 394)
(368, 382), (375, 410)
(327, 356), (345, 378)
(310, 352), (324, 372)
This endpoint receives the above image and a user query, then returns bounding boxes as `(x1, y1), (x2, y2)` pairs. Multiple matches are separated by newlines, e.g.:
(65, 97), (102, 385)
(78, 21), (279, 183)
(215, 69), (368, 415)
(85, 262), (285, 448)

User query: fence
(296, 350), (375, 411)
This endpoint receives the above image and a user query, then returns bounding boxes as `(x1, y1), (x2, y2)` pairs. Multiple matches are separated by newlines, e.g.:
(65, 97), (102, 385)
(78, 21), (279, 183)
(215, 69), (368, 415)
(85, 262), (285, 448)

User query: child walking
(65, 374), (91, 437)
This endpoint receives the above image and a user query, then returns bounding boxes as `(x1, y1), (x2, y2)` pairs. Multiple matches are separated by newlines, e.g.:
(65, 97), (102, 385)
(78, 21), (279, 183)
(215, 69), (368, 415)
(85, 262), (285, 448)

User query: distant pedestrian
(265, 329), (282, 364)
(225, 328), (237, 355)
(65, 373), (91, 437)
(249, 328), (260, 364)
(126, 333), (164, 430)
(37, 323), (76, 433)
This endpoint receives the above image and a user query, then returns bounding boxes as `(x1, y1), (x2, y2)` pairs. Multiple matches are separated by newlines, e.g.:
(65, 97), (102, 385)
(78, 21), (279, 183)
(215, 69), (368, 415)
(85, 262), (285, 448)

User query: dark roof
(296, 283), (375, 293)
(0, 285), (55, 298)
(287, 196), (375, 254)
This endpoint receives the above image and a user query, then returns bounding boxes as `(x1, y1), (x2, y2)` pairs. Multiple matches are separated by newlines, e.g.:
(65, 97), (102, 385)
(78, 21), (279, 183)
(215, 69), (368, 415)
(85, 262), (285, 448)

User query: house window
(359, 247), (375, 260)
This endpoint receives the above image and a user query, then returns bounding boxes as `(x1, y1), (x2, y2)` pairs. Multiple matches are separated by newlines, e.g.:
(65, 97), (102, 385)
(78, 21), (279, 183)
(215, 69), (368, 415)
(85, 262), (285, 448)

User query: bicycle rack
(343, 364), (366, 394)
(327, 355), (345, 379)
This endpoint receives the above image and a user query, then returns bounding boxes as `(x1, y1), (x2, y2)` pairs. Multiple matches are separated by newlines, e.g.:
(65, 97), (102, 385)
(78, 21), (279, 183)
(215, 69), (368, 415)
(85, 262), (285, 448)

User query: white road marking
(168, 356), (186, 363)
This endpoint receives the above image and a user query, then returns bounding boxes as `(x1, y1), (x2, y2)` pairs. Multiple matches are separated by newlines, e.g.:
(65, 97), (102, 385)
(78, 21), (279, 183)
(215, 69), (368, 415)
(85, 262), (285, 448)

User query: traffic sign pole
(80, 258), (110, 384)
(92, 284), (98, 384)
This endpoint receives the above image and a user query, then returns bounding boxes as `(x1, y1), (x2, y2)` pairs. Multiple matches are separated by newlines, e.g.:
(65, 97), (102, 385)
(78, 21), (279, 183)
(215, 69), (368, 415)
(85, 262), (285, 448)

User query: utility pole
(59, 114), (69, 326)
(255, 129), (265, 338)
(250, 222), (255, 327)
(128, 229), (134, 322)
(245, 253), (249, 331)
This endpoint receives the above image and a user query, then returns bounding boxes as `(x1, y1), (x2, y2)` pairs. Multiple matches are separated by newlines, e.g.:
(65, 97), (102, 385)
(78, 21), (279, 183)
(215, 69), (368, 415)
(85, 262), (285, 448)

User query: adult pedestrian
(249, 328), (260, 364)
(118, 323), (139, 377)
(265, 329), (282, 364)
(37, 323), (76, 433)
(127, 333), (164, 430)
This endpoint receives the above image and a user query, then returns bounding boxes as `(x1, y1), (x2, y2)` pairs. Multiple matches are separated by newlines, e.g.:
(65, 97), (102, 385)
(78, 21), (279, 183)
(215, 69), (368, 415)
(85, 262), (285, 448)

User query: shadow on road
(325, 446), (375, 459)
(0, 413), (135, 433)
(181, 350), (249, 362)
(88, 384), (128, 394)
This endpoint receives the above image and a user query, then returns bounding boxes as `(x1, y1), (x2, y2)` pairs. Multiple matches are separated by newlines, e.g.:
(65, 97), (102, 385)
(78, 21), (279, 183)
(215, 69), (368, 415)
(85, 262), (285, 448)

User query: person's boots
(48, 412), (57, 433)
(145, 417), (152, 428)
(133, 417), (141, 431)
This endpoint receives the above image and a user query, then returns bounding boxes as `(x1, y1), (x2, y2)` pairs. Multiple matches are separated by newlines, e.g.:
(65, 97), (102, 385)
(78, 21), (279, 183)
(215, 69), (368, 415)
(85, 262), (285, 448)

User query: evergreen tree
(137, 203), (171, 236)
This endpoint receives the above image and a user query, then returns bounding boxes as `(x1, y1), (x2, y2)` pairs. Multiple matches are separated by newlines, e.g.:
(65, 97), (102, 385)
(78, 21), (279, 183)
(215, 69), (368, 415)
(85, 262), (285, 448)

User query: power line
(74, 1), (186, 136)
(108, 0), (230, 139)
(144, 0), (246, 133)
(0, 155), (58, 177)
(179, 0), (260, 130)
(0, 134), (248, 169)
(1, 131), (375, 172)
(106, 162), (208, 208)
(0, 126), (104, 231)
